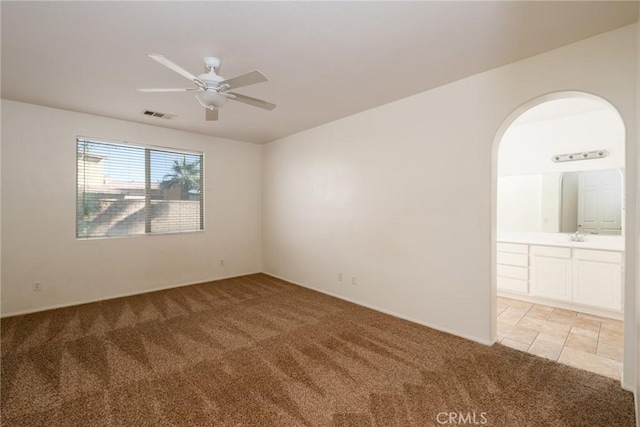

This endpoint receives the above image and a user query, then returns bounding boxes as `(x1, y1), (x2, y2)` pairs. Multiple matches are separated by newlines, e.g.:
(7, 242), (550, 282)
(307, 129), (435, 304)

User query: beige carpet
(1, 273), (635, 426)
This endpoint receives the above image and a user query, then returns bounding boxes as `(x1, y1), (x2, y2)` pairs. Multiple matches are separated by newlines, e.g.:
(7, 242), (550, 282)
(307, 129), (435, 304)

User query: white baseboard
(0, 271), (262, 318)
(621, 369), (635, 393)
(621, 379), (635, 393)
(263, 271), (495, 347)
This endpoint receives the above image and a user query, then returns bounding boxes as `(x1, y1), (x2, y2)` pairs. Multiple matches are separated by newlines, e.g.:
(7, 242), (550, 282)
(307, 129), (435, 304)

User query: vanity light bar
(551, 150), (609, 163)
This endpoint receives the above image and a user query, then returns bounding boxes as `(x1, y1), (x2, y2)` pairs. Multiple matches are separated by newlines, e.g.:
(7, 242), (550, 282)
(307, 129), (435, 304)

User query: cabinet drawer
(497, 252), (528, 267)
(498, 277), (528, 293)
(497, 243), (528, 254)
(497, 264), (528, 280)
(574, 249), (622, 264)
(531, 245), (571, 259)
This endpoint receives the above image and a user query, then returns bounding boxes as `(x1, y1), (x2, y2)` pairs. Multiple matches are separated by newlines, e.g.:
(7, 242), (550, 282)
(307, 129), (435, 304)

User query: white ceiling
(2, 2), (637, 144)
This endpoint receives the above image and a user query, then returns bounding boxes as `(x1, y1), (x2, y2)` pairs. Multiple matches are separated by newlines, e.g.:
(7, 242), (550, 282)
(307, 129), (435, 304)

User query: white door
(578, 170), (622, 234)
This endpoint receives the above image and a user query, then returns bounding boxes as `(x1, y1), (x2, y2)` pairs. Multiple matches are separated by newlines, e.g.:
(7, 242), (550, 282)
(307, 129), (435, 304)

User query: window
(76, 137), (204, 238)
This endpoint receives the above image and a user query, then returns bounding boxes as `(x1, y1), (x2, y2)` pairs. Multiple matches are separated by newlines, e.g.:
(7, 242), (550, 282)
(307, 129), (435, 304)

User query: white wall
(0, 100), (2, 317)
(541, 173), (562, 233)
(635, 8), (640, 422)
(1, 100), (262, 316)
(497, 175), (542, 232)
(496, 172), (563, 234)
(262, 22), (638, 385)
(499, 108), (625, 176)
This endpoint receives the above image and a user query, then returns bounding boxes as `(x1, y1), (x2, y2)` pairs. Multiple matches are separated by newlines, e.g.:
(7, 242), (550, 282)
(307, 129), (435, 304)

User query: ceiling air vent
(141, 110), (176, 120)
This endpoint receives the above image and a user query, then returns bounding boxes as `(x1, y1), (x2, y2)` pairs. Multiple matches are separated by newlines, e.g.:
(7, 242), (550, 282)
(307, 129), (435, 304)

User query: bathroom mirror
(559, 169), (622, 235)
(497, 168), (623, 235)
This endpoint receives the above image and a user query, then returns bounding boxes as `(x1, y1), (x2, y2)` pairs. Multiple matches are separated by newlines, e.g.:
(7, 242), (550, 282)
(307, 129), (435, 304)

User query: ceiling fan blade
(148, 53), (205, 87)
(228, 92), (276, 111)
(137, 88), (200, 93)
(219, 70), (267, 90)
(206, 108), (219, 121)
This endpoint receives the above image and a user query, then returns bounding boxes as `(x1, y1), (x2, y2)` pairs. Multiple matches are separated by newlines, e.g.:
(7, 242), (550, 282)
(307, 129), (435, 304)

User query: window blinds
(76, 138), (204, 238)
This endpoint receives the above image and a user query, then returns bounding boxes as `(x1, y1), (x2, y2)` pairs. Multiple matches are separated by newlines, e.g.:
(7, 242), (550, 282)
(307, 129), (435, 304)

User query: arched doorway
(491, 92), (627, 382)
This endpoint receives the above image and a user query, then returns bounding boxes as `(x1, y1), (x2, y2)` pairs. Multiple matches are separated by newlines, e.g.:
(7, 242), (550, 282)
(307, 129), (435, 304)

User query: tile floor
(497, 297), (623, 380)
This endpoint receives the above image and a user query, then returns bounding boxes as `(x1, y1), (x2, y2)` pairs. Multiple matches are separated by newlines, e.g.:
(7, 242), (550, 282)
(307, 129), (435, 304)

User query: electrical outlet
(351, 276), (357, 286)
(338, 272), (343, 282)
(32, 281), (41, 292)
(220, 259), (225, 266)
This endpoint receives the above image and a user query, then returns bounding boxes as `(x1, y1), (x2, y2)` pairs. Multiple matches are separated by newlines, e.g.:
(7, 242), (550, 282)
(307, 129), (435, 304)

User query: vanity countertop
(498, 232), (625, 252)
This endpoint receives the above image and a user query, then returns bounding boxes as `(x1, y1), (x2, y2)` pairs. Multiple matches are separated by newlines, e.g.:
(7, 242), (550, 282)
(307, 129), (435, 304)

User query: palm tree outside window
(160, 157), (201, 200)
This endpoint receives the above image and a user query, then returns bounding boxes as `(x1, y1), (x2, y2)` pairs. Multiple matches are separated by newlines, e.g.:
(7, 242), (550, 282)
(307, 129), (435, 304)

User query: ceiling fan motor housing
(196, 67), (227, 108)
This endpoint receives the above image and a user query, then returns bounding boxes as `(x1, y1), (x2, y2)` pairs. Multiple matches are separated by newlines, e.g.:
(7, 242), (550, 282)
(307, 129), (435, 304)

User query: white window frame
(76, 136), (205, 239)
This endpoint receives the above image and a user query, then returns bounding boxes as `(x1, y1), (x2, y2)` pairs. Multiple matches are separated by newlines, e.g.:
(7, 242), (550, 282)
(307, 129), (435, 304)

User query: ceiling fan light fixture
(196, 90), (228, 108)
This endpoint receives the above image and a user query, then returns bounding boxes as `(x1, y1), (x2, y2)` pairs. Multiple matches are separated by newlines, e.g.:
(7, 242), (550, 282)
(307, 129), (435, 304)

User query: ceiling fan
(138, 54), (276, 121)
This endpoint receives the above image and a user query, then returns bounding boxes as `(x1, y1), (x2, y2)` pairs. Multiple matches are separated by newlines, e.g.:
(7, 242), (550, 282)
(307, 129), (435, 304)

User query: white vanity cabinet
(496, 243), (528, 294)
(498, 240), (623, 315)
(573, 249), (622, 311)
(531, 246), (573, 302)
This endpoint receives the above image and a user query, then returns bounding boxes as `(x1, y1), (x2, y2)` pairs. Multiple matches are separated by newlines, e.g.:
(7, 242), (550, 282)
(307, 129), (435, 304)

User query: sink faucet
(570, 227), (585, 242)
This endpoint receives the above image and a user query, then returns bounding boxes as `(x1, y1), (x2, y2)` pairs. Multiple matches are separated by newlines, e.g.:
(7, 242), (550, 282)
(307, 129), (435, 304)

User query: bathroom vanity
(497, 232), (624, 319)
